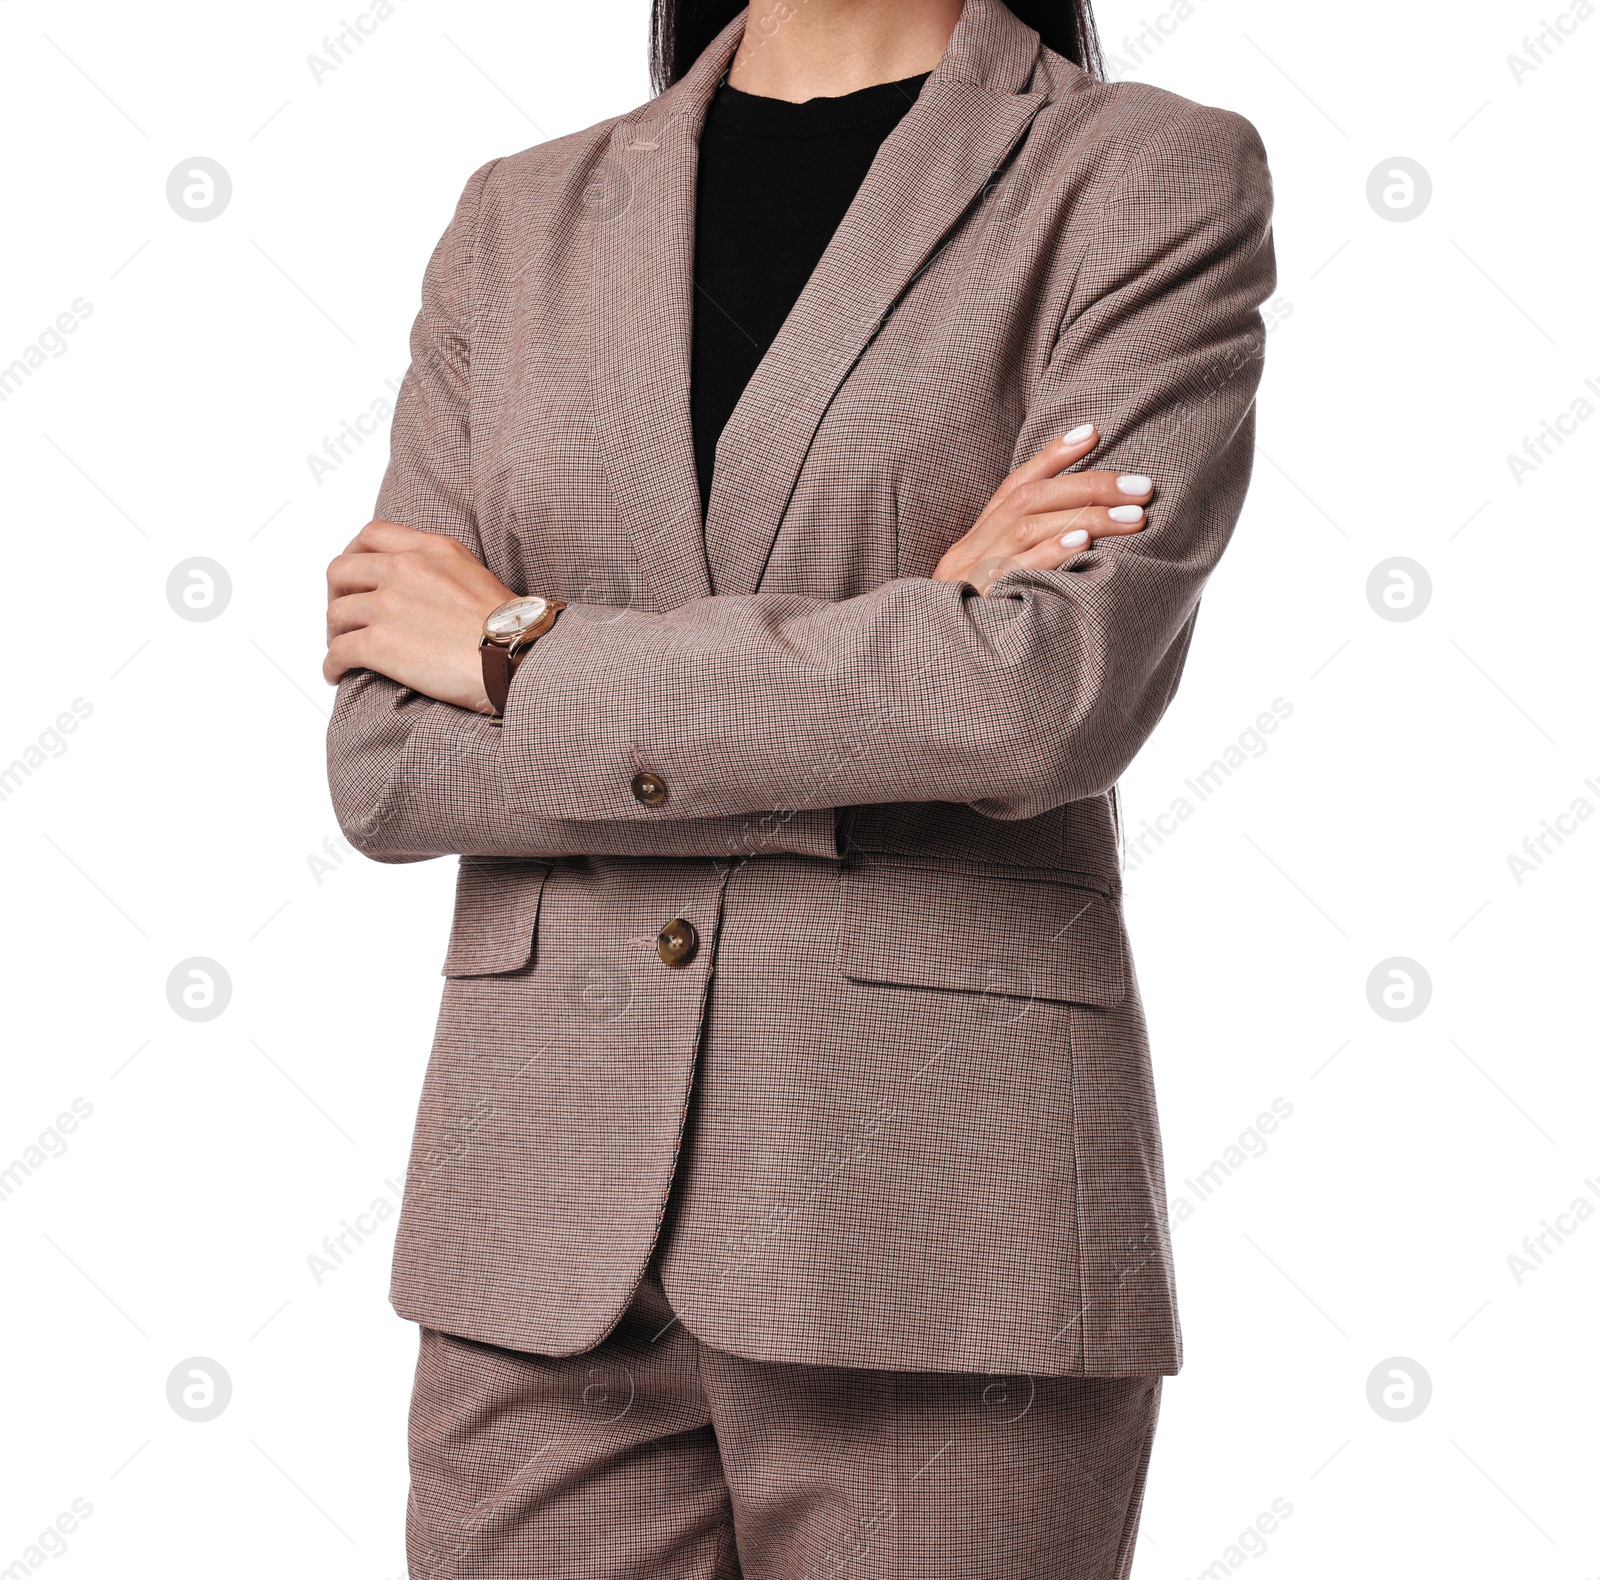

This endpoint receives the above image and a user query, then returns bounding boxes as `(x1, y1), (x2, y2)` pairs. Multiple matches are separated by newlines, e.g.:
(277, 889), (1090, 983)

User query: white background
(1, 0), (1595, 1576)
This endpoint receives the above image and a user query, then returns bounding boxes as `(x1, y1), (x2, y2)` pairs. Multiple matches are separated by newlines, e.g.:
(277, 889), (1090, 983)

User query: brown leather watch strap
(480, 639), (516, 717)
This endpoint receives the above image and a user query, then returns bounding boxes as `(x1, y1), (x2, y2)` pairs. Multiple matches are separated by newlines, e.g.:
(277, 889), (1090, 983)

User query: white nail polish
(1117, 474), (1151, 495)
(1062, 423), (1095, 444)
(1108, 505), (1144, 524)
(1060, 529), (1090, 548)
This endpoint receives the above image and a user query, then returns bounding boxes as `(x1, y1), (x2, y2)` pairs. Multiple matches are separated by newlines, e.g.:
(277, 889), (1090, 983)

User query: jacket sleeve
(498, 104), (1277, 826)
(325, 159), (840, 864)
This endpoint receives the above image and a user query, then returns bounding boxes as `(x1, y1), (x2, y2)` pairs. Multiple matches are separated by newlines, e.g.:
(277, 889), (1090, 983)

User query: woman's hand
(324, 520), (516, 712)
(932, 424), (1151, 594)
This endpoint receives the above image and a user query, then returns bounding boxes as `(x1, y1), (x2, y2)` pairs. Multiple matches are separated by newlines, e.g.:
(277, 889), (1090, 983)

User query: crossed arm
(323, 427), (1152, 718)
(324, 105), (1275, 863)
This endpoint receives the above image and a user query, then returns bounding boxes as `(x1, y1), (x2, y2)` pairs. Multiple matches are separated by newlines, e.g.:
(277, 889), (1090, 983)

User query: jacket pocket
(440, 858), (553, 977)
(836, 858), (1126, 1008)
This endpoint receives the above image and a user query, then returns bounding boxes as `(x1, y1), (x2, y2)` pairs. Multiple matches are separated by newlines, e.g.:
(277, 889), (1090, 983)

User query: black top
(690, 70), (932, 519)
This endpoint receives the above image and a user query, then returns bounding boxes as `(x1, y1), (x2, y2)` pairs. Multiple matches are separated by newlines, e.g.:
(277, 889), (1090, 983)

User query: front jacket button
(632, 770), (669, 807)
(656, 918), (698, 967)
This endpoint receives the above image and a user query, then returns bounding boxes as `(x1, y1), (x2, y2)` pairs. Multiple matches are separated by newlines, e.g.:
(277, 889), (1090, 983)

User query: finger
(326, 591), (383, 640)
(996, 502), (1148, 556)
(983, 423), (1102, 516)
(977, 471), (1151, 558)
(347, 518), (450, 556)
(344, 518), (404, 554)
(1008, 510), (1149, 576)
(327, 550), (389, 599)
(1000, 470), (1154, 529)
(931, 494), (1146, 585)
(963, 505), (1148, 591)
(323, 629), (370, 685)
(1007, 532), (1100, 579)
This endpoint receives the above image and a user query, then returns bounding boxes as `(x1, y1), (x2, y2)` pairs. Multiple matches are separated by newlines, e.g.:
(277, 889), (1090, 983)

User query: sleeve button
(656, 918), (698, 966)
(631, 770), (669, 806)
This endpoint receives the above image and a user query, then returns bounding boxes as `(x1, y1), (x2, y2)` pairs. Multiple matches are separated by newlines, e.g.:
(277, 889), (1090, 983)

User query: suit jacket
(327, 0), (1275, 1377)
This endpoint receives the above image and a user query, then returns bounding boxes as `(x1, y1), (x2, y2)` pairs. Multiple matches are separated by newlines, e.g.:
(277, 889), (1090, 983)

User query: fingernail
(1060, 529), (1090, 548)
(1062, 423), (1095, 444)
(1117, 474), (1151, 495)
(1108, 505), (1144, 524)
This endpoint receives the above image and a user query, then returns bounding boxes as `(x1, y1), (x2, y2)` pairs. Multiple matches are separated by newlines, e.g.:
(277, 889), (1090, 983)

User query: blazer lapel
(588, 0), (1047, 610)
(703, 0), (1047, 596)
(588, 17), (744, 612)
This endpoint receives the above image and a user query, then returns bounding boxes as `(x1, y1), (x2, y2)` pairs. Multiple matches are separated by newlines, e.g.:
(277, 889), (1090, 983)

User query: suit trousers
(406, 1253), (1161, 1579)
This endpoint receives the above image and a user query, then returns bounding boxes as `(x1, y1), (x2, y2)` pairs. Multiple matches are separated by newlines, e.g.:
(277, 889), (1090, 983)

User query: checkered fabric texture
(326, 0), (1276, 1378)
(406, 1258), (1161, 1579)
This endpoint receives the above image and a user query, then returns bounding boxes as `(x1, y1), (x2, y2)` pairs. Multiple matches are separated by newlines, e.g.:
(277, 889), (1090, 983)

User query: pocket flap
(441, 859), (552, 977)
(837, 859), (1126, 1008)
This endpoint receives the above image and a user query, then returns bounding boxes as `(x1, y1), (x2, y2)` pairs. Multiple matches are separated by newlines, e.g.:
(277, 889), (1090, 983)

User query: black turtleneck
(690, 70), (932, 519)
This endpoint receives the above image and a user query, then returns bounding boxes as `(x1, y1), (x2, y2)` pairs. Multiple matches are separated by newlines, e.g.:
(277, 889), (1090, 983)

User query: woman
(323, 0), (1274, 1573)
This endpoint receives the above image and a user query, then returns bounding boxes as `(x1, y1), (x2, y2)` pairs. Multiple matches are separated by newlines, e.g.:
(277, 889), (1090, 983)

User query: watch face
(484, 596), (549, 641)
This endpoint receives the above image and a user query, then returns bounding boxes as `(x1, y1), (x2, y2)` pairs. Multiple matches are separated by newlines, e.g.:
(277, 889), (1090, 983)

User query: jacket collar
(589, 0), (1048, 606)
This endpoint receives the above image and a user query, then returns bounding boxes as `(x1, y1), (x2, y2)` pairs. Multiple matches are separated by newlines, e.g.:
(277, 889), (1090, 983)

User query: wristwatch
(479, 595), (565, 716)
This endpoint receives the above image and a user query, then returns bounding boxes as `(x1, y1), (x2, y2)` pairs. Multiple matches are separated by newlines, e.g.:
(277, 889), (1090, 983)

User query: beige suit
(328, 0), (1276, 1387)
